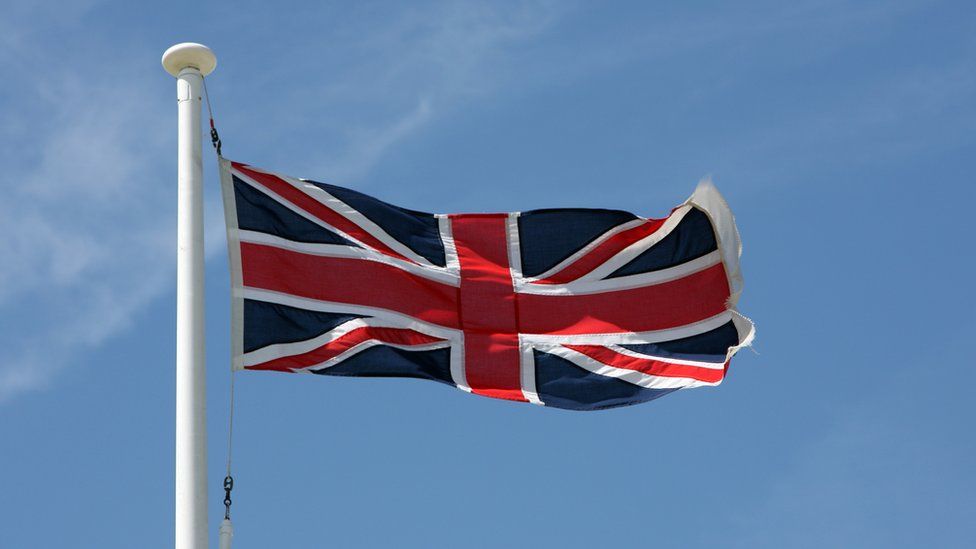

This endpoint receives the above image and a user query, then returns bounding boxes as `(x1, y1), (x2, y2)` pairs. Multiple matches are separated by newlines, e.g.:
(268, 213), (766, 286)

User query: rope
(201, 75), (222, 156)
(203, 73), (235, 521)
(223, 371), (236, 520)
(226, 370), (235, 478)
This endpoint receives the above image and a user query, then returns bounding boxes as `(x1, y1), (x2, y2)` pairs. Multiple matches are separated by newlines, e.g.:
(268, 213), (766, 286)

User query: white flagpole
(162, 42), (217, 549)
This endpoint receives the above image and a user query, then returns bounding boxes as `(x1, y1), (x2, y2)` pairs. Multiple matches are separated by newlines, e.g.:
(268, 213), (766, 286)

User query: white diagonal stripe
(523, 218), (646, 282)
(520, 310), (733, 345)
(544, 345), (722, 390)
(243, 316), (403, 367)
(575, 205), (693, 282)
(516, 249), (721, 295)
(284, 173), (439, 268)
(236, 229), (459, 286)
(603, 343), (727, 370)
(237, 287), (459, 339)
(296, 339), (452, 374)
(232, 165), (451, 273)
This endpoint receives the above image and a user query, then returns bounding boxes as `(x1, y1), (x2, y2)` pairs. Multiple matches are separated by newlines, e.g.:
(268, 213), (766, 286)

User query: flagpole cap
(162, 43), (217, 77)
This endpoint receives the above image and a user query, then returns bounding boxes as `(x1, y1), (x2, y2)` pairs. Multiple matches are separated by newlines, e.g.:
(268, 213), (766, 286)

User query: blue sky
(1, 0), (974, 547)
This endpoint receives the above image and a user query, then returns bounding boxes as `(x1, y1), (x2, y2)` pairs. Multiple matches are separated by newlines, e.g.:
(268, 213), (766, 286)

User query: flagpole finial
(162, 42), (217, 77)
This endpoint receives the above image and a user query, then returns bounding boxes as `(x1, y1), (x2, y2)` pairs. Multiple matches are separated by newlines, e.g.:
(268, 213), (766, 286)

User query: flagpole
(163, 42), (217, 549)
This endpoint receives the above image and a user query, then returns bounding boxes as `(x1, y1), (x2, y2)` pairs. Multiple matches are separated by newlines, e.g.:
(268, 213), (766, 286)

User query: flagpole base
(162, 43), (217, 77)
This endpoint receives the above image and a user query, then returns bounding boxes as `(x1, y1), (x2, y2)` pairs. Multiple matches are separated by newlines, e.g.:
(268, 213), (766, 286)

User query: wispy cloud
(0, 0), (188, 401)
(326, 99), (433, 180)
(220, 1), (569, 179)
(0, 66), (173, 401)
(0, 1), (570, 402)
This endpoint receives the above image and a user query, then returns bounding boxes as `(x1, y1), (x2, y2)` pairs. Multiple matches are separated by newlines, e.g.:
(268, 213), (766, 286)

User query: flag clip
(210, 120), (222, 156)
(222, 475), (234, 519)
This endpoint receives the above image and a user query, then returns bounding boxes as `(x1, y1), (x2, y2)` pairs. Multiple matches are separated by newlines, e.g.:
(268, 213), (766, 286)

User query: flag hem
(218, 157), (246, 371)
(684, 178), (755, 359)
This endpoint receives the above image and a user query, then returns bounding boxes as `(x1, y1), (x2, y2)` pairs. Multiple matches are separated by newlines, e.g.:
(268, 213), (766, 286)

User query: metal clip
(223, 475), (234, 519)
(210, 121), (223, 156)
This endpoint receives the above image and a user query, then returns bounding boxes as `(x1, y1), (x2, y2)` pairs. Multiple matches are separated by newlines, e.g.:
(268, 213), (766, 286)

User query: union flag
(220, 159), (754, 410)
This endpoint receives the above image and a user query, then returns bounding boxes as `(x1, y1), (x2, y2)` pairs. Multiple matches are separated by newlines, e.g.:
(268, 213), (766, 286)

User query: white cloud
(325, 98), (433, 181)
(234, 1), (568, 179)
(0, 71), (174, 400)
(0, 1), (570, 402)
(0, 0), (183, 400)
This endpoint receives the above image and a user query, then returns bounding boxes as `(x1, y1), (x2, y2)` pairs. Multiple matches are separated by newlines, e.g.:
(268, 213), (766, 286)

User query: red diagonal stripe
(233, 162), (415, 264)
(533, 217), (668, 284)
(564, 344), (726, 383)
(518, 262), (731, 335)
(248, 327), (445, 372)
(241, 242), (460, 329)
